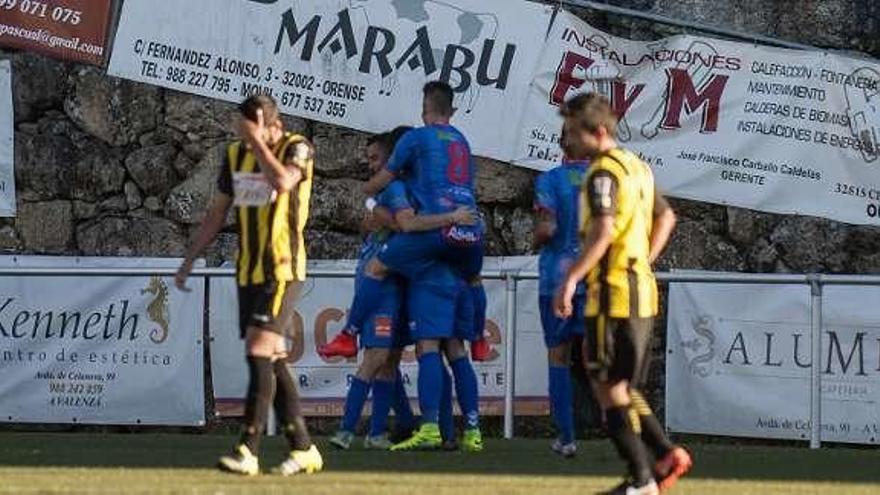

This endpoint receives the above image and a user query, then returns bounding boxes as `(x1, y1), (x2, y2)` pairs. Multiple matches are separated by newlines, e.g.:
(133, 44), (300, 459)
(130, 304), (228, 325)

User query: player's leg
(218, 286), (276, 476)
(389, 355), (417, 442)
(331, 348), (386, 449)
(444, 338), (482, 452)
(363, 350), (395, 450)
(439, 361), (456, 449)
(626, 320), (692, 491)
(392, 338), (444, 450)
(586, 317), (657, 495)
(541, 294), (581, 457)
(349, 234), (435, 332)
(263, 282), (322, 476)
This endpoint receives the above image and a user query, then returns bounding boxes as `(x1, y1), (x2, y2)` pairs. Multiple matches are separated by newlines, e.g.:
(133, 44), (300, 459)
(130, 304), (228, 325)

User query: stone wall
(3, 0), (880, 273)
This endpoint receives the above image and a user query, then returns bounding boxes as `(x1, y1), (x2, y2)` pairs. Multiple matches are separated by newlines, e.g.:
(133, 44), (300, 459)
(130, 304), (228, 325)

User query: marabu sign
(667, 279), (880, 444)
(516, 11), (880, 226)
(0, 257), (205, 425)
(108, 0), (552, 161)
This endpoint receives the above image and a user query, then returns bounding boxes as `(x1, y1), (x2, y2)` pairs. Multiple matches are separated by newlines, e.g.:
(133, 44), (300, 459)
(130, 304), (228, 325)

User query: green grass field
(0, 433), (878, 494)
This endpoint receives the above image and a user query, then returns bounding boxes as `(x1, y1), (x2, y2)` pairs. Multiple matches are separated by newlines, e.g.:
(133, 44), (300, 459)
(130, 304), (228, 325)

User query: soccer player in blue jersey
(390, 262), (483, 452)
(325, 130), (475, 450)
(534, 125), (590, 458)
(351, 81), (490, 362)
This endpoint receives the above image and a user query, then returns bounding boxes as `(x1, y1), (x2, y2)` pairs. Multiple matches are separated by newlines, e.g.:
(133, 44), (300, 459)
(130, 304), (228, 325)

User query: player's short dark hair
(389, 126), (413, 147)
(239, 95), (280, 124)
(423, 81), (454, 116)
(560, 92), (618, 138)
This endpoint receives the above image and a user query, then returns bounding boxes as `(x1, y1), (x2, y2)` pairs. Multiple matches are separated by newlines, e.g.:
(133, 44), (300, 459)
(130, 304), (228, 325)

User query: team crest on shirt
(374, 316), (393, 337)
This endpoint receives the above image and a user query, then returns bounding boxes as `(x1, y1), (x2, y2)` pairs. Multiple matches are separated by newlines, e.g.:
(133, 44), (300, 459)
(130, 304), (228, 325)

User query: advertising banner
(0, 0), (114, 65)
(108, 0), (552, 161)
(0, 257), (205, 425)
(0, 59), (12, 216)
(516, 11), (880, 225)
(667, 277), (880, 444)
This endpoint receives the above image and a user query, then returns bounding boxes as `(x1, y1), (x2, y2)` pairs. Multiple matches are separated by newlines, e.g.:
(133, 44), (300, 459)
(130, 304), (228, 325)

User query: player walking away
(533, 125), (590, 458)
(351, 81), (490, 363)
(553, 93), (689, 495)
(390, 262), (483, 453)
(175, 95), (322, 476)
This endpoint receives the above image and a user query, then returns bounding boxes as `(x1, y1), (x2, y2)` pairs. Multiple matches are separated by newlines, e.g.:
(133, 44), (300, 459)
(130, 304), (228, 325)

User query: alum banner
(667, 276), (880, 444)
(0, 60), (13, 217)
(107, 0), (552, 162)
(516, 11), (880, 226)
(210, 257), (549, 416)
(0, 257), (206, 425)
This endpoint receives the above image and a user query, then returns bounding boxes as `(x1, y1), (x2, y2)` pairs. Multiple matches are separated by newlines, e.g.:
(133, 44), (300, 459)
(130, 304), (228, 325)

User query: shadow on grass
(0, 432), (878, 484)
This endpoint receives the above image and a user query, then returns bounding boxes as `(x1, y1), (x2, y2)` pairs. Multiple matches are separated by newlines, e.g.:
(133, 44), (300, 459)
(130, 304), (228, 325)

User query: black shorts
(237, 281), (302, 339)
(583, 315), (653, 387)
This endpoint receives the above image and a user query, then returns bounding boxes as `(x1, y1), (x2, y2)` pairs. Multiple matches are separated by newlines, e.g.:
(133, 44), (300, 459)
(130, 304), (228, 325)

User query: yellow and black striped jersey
(217, 132), (314, 286)
(579, 147), (658, 318)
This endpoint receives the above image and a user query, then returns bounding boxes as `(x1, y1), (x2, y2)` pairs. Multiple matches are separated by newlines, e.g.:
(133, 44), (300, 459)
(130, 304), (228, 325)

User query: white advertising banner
(0, 60), (15, 217)
(667, 277), (880, 444)
(107, 0), (553, 162)
(516, 11), (880, 226)
(0, 257), (206, 425)
(211, 257), (549, 416)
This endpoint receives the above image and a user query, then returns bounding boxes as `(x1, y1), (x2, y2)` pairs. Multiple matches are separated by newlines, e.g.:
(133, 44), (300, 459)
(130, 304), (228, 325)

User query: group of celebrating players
(174, 80), (693, 494)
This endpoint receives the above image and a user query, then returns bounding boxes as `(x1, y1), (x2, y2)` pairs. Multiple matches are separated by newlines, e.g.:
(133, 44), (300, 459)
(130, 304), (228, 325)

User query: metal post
(267, 408), (278, 437)
(809, 275), (823, 449)
(503, 272), (518, 440)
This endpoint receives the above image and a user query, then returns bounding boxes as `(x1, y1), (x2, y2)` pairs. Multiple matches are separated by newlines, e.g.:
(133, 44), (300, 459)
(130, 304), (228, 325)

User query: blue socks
(417, 352), (443, 424)
(471, 285), (487, 338)
(392, 370), (415, 430)
(450, 357), (480, 429)
(369, 379), (394, 437)
(439, 366), (454, 441)
(549, 365), (575, 444)
(347, 276), (385, 331)
(341, 376), (371, 433)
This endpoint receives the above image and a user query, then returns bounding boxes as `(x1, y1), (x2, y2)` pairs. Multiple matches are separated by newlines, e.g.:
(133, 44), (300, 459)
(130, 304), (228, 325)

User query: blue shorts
(377, 230), (483, 280)
(408, 282), (473, 342)
(358, 278), (412, 349)
(538, 294), (586, 348)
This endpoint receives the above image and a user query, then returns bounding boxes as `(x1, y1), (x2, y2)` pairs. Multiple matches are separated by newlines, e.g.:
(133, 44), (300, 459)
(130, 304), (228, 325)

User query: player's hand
(239, 109), (264, 145)
(451, 206), (477, 226)
(175, 259), (194, 292)
(554, 279), (576, 318)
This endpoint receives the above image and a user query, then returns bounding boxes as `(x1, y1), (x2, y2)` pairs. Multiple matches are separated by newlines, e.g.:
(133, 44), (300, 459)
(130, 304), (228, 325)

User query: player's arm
(176, 193), (233, 291)
(394, 206), (475, 233)
(648, 191), (676, 264)
(554, 172), (617, 318)
(364, 130), (416, 196)
(363, 169), (396, 197)
(240, 112), (304, 192)
(362, 206), (398, 233)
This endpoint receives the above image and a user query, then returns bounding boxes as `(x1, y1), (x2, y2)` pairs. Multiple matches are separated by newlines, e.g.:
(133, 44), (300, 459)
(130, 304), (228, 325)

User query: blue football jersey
(385, 125), (482, 241)
(535, 160), (590, 296)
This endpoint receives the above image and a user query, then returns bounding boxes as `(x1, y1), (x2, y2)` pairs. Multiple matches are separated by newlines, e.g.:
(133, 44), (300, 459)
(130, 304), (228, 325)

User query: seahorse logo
(680, 314), (716, 378)
(141, 276), (170, 344)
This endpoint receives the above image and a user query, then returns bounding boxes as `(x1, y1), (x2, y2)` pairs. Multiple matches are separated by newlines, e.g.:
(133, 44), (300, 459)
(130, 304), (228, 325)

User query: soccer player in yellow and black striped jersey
(175, 95), (322, 477)
(553, 93), (688, 495)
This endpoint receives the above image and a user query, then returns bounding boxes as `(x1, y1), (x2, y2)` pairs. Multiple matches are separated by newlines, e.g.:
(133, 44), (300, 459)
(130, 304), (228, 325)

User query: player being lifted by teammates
(554, 93), (690, 495)
(533, 125), (590, 458)
(325, 127), (477, 449)
(347, 82), (490, 363)
(335, 81), (485, 451)
(175, 95), (323, 476)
